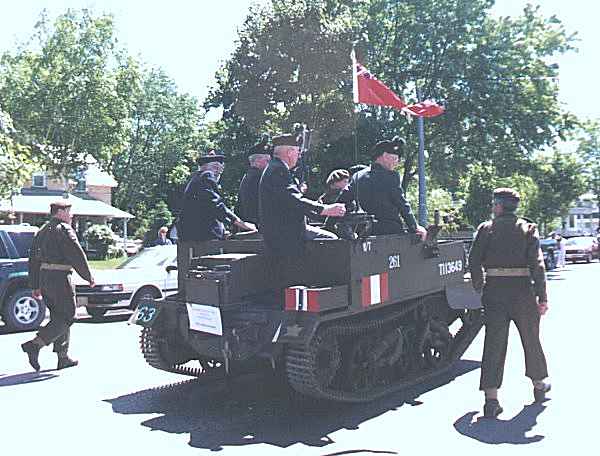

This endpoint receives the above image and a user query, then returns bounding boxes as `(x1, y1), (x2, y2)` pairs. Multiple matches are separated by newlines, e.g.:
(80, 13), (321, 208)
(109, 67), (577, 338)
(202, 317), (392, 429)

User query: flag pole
(351, 46), (359, 163)
(416, 87), (427, 226)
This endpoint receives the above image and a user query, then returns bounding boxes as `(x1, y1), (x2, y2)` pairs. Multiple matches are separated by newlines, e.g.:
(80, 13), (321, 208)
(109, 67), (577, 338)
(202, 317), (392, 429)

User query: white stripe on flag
(370, 274), (381, 304)
(296, 287), (308, 311)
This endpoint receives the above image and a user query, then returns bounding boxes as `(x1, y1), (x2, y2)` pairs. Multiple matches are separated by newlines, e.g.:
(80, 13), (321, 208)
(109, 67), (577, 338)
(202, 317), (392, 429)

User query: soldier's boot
(57, 355), (79, 370)
(483, 399), (503, 418)
(21, 339), (42, 372)
(533, 379), (551, 402)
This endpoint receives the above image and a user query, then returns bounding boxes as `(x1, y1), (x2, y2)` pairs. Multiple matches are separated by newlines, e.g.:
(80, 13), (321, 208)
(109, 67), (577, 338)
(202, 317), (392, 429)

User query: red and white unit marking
(285, 286), (320, 312)
(361, 272), (389, 307)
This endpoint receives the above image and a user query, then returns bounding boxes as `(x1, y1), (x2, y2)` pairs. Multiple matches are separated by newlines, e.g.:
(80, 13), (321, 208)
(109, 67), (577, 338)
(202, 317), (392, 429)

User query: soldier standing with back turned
(469, 188), (551, 418)
(21, 200), (95, 371)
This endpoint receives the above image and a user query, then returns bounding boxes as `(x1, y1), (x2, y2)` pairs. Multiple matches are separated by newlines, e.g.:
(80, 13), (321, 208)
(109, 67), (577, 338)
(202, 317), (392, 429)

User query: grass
(89, 256), (126, 270)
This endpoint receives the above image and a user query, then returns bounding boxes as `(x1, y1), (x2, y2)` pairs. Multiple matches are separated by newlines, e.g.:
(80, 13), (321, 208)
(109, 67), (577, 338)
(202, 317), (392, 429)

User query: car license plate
(130, 300), (161, 327)
(76, 296), (88, 307)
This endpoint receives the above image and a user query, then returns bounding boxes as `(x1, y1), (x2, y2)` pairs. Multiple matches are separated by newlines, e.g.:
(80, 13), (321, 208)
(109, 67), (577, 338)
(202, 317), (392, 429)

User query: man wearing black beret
(178, 150), (256, 242)
(236, 136), (272, 225)
(258, 133), (346, 256)
(339, 137), (427, 239)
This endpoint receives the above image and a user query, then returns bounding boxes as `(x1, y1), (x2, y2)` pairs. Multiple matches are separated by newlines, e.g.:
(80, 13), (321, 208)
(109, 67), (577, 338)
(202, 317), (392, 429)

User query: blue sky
(0, 0), (597, 121)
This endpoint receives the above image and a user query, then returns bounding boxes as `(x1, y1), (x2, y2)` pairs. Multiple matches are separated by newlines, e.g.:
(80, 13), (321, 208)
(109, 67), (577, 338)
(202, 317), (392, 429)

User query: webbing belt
(40, 263), (72, 272)
(486, 267), (530, 277)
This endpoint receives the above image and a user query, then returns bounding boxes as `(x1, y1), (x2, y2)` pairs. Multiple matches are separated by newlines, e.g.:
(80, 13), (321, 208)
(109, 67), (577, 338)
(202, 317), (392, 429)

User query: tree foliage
(0, 107), (37, 199)
(574, 120), (600, 215)
(206, 0), (577, 202)
(528, 151), (586, 231)
(0, 10), (136, 176)
(110, 67), (202, 224)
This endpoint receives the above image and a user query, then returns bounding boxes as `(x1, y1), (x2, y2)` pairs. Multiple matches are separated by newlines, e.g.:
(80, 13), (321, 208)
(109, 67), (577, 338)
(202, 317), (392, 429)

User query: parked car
(0, 224), (46, 331)
(565, 236), (599, 263)
(540, 238), (557, 271)
(75, 245), (177, 318)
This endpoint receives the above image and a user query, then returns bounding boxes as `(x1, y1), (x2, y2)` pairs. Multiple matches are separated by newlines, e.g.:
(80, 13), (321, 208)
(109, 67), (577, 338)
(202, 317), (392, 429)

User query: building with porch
(0, 163), (133, 241)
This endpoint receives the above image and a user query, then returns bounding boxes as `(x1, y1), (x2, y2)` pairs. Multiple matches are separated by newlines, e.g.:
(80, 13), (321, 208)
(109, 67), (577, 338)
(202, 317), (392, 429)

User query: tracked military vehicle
(131, 215), (483, 402)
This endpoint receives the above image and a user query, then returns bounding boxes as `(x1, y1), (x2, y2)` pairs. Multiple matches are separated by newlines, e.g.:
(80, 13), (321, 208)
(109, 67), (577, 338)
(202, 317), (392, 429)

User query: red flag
(405, 100), (445, 118)
(352, 51), (444, 118)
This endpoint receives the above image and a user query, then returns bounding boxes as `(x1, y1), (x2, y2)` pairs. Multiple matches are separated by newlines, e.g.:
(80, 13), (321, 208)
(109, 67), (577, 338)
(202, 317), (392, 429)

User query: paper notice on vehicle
(186, 303), (223, 336)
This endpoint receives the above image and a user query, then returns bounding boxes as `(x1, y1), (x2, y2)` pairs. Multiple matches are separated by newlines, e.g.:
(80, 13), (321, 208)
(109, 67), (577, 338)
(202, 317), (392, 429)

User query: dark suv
(0, 225), (46, 331)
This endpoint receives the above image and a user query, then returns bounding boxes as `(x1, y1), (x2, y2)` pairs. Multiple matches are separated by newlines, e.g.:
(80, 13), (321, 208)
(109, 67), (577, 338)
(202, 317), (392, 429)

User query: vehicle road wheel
(2, 289), (46, 331)
(86, 307), (107, 319)
(130, 286), (160, 310)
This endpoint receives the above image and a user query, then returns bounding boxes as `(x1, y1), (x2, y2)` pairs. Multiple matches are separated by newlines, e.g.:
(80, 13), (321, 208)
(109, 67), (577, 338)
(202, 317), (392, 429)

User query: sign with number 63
(129, 301), (162, 327)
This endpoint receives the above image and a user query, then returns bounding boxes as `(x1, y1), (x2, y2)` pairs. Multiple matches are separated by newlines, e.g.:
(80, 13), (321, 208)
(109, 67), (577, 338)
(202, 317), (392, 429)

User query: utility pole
(416, 87), (427, 226)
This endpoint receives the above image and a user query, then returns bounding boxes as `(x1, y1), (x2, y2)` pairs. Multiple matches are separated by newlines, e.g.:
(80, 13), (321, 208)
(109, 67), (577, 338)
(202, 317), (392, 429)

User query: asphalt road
(1, 262), (598, 455)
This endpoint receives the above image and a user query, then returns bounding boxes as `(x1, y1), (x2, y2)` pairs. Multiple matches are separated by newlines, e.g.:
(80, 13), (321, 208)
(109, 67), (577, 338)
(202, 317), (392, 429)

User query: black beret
(50, 200), (72, 210)
(493, 187), (520, 202)
(493, 187), (520, 211)
(198, 150), (225, 165)
(247, 135), (272, 157)
(272, 134), (300, 147)
(370, 136), (406, 159)
(349, 164), (368, 175)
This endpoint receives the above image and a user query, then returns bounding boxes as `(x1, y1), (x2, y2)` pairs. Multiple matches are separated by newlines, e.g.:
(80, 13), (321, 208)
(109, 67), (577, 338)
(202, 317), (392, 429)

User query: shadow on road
(105, 359), (480, 451)
(453, 399), (549, 444)
(0, 370), (58, 387)
(76, 313), (131, 325)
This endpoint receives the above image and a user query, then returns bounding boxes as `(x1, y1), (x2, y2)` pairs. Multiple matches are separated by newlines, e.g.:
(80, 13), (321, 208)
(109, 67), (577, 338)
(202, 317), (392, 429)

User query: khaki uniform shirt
(469, 213), (547, 301)
(28, 217), (92, 289)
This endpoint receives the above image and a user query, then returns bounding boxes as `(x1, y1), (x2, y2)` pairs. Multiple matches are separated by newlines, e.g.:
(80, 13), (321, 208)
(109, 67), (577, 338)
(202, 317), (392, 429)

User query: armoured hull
(133, 233), (483, 402)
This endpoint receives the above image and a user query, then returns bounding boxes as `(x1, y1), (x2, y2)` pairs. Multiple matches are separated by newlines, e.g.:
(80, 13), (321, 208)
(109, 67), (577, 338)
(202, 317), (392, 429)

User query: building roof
(0, 194), (133, 219)
(84, 164), (118, 187)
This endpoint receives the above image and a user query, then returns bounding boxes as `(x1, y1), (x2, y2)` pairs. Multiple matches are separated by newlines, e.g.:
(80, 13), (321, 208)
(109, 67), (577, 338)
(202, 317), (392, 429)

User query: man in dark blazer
(258, 134), (346, 256)
(339, 137), (427, 240)
(236, 137), (272, 225)
(179, 152), (256, 242)
(177, 151), (256, 294)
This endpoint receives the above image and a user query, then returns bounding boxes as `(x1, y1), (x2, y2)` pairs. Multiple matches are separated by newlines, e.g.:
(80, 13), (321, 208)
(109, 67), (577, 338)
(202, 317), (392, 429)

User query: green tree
(0, 10), (136, 176)
(459, 163), (538, 227)
(529, 151), (586, 232)
(206, 0), (577, 200)
(0, 106), (37, 199)
(574, 120), (600, 223)
(111, 67), (202, 222)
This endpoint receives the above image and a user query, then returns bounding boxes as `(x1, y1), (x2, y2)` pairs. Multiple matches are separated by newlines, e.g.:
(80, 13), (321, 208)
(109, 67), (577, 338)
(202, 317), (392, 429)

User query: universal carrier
(132, 219), (483, 402)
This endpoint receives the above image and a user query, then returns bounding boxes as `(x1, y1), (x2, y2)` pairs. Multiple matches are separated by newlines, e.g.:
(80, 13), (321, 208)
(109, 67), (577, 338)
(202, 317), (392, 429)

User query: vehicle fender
(130, 296), (166, 329)
(130, 283), (163, 303)
(273, 312), (319, 346)
(445, 279), (482, 310)
(0, 276), (29, 307)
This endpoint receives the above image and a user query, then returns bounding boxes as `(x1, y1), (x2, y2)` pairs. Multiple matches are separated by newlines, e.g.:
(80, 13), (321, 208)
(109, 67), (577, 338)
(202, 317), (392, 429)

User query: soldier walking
(21, 200), (95, 371)
(469, 188), (551, 418)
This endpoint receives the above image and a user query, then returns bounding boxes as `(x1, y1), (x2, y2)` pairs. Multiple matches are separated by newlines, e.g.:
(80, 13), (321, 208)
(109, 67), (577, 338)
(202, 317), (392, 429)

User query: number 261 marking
(388, 254), (401, 269)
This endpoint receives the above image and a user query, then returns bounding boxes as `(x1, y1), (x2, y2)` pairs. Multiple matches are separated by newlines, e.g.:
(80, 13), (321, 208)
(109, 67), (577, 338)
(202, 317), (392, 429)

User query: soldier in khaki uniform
(469, 188), (551, 418)
(21, 200), (95, 371)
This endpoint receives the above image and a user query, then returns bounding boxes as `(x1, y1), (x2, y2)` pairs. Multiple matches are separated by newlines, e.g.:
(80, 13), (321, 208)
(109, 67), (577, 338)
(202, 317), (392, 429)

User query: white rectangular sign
(186, 303), (223, 336)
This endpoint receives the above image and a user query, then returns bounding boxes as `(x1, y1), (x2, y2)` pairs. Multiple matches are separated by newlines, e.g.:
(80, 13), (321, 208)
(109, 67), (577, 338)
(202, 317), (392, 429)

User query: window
(7, 232), (35, 257)
(75, 178), (86, 192)
(32, 173), (47, 188)
(0, 240), (8, 259)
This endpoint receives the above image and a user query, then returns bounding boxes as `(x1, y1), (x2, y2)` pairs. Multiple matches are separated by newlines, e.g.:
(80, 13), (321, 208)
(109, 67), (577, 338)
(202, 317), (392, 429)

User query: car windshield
(117, 245), (176, 269)
(7, 231), (35, 257)
(566, 237), (593, 247)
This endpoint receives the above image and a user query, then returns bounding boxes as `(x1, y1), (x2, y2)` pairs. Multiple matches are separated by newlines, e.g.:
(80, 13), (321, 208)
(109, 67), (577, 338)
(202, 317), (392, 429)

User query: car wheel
(2, 289), (46, 331)
(546, 253), (556, 270)
(86, 307), (107, 319)
(130, 286), (160, 310)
